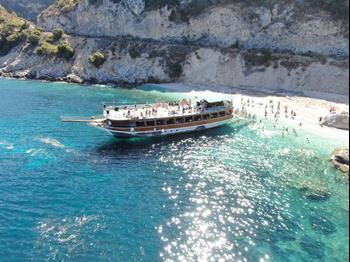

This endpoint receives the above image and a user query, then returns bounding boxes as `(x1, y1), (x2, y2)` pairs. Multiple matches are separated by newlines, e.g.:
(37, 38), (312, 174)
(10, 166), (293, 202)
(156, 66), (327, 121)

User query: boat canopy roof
(104, 100), (232, 121)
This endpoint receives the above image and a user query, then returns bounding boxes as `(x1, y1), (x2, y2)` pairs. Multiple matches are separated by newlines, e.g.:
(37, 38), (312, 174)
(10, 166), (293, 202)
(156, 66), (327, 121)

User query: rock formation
(331, 148), (349, 176)
(38, 0), (349, 57)
(322, 112), (349, 130)
(0, 1), (349, 98)
(0, 0), (53, 21)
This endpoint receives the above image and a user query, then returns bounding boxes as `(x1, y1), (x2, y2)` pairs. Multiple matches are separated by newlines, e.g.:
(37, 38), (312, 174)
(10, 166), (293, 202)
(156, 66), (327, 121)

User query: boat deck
(105, 104), (228, 121)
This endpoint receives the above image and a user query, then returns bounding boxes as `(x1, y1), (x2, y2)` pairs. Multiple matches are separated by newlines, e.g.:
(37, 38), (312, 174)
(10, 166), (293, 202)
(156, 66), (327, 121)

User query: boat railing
(103, 101), (232, 112)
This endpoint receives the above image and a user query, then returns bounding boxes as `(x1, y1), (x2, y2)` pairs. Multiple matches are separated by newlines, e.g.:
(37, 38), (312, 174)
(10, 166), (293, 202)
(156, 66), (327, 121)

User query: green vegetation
(0, 8), (27, 55)
(57, 42), (74, 59)
(24, 28), (42, 45)
(260, 48), (272, 61)
(303, 51), (328, 64)
(52, 28), (64, 41)
(36, 40), (75, 60)
(0, 5), (74, 60)
(36, 41), (58, 56)
(168, 62), (183, 78)
(55, 0), (78, 8)
(128, 46), (141, 59)
(243, 48), (273, 66)
(88, 51), (106, 67)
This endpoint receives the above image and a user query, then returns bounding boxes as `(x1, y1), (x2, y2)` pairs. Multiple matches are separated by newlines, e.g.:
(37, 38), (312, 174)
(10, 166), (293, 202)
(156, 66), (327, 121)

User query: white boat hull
(90, 118), (232, 138)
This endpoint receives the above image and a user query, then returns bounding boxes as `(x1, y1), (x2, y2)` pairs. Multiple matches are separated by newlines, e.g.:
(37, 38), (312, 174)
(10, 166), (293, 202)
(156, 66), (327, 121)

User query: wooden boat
(64, 99), (233, 138)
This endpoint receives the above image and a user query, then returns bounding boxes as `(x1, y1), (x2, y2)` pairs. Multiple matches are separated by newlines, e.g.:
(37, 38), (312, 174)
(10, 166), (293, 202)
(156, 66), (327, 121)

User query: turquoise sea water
(0, 78), (348, 262)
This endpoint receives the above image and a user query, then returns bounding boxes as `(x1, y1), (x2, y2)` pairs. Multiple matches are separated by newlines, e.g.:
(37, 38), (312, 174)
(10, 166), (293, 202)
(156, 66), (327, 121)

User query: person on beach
(319, 117), (323, 126)
(293, 129), (297, 136)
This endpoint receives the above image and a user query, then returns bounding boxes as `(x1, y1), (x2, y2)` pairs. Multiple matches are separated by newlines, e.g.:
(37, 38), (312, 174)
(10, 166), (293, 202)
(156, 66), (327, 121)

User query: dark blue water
(0, 79), (348, 261)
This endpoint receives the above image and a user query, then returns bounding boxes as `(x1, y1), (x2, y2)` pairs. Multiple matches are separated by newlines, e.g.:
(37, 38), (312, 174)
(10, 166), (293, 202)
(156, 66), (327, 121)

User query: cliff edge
(0, 1), (349, 100)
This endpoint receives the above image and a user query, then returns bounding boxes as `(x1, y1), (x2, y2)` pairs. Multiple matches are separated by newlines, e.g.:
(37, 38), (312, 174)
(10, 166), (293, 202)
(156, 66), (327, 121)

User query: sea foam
(39, 138), (65, 149)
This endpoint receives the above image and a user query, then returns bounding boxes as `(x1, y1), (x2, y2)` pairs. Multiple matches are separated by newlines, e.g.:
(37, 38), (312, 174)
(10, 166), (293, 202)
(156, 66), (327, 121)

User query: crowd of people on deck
(105, 99), (206, 120)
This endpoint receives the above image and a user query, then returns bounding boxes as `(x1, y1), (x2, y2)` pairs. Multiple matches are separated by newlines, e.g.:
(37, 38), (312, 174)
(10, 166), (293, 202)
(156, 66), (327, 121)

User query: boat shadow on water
(96, 120), (249, 154)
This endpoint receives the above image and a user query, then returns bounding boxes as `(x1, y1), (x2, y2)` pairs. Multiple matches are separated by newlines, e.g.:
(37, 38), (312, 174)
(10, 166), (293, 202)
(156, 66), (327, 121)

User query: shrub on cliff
(261, 48), (272, 61)
(88, 51), (106, 68)
(55, 0), (78, 9)
(57, 42), (74, 60)
(168, 62), (183, 78)
(0, 33), (21, 56)
(243, 48), (272, 67)
(128, 46), (141, 59)
(24, 28), (42, 45)
(52, 28), (64, 41)
(36, 41), (58, 56)
(0, 10), (26, 55)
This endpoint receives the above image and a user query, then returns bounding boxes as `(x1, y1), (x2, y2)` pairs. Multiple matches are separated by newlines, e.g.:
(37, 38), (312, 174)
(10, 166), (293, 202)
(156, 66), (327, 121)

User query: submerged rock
(299, 235), (325, 260)
(309, 215), (337, 235)
(322, 112), (349, 130)
(331, 148), (349, 177)
(294, 180), (331, 201)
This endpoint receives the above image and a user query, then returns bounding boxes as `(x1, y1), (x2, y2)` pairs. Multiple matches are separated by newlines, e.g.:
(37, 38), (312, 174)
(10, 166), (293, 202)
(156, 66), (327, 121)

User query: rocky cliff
(0, 0), (53, 21)
(0, 2), (349, 99)
(38, 0), (349, 57)
(1, 34), (348, 98)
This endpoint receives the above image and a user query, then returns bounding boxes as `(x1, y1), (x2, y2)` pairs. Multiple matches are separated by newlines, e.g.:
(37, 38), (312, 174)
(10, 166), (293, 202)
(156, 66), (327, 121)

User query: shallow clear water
(0, 78), (348, 262)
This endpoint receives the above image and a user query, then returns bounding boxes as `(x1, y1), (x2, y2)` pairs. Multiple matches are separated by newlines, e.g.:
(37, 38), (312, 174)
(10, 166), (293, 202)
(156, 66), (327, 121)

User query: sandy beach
(156, 83), (349, 147)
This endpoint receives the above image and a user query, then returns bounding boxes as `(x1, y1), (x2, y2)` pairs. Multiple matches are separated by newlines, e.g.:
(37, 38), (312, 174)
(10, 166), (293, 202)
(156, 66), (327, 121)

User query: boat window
(167, 118), (175, 125)
(203, 114), (210, 120)
(176, 117), (185, 124)
(219, 111), (226, 117)
(194, 115), (202, 121)
(185, 116), (193, 122)
(211, 113), (218, 118)
(109, 120), (134, 127)
(157, 120), (166, 126)
(147, 121), (155, 126)
(136, 121), (145, 127)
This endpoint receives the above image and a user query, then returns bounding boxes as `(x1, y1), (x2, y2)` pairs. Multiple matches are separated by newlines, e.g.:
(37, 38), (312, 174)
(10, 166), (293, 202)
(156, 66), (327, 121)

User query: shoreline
(1, 76), (349, 103)
(154, 83), (349, 148)
(1, 77), (348, 147)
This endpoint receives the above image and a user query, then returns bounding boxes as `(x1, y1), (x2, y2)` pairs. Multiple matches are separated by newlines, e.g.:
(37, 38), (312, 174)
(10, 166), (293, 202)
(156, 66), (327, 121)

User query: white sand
(154, 83), (349, 147)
